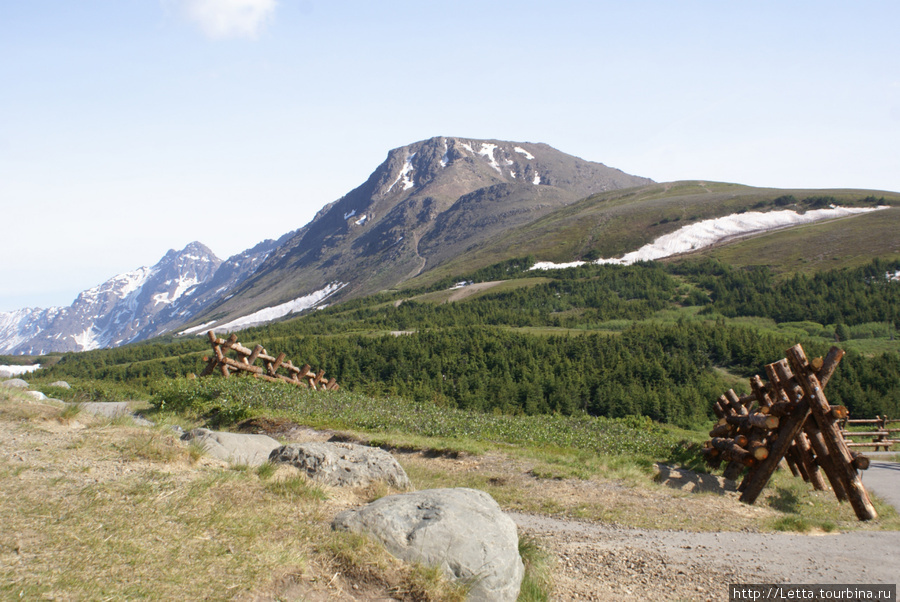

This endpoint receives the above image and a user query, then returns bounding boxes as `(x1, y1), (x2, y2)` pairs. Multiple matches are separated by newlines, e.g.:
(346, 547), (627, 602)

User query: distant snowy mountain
(0, 240), (281, 355)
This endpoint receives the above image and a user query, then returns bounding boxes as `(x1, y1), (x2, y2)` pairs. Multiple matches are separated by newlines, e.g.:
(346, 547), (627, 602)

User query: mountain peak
(195, 137), (653, 331)
(159, 241), (218, 265)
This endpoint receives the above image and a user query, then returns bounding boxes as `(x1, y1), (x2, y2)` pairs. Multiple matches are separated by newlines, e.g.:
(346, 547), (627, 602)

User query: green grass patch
(150, 377), (699, 466)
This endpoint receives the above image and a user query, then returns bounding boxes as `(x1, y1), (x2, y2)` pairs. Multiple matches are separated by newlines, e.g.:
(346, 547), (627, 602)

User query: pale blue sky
(2, 1), (898, 311)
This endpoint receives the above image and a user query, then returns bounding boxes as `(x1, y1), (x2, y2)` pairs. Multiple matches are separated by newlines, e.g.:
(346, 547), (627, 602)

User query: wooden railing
(840, 416), (900, 451)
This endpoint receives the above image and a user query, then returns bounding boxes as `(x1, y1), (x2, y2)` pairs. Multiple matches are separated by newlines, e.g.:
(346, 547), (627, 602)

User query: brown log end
(830, 405), (850, 420)
(851, 453), (871, 471)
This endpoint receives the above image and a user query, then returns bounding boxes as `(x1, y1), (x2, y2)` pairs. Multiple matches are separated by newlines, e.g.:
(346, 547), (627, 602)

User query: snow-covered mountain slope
(0, 240), (279, 355)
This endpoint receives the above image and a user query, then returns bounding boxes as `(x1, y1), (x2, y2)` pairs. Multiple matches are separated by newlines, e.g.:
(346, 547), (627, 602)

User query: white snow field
(531, 206), (886, 271)
(180, 282), (346, 335)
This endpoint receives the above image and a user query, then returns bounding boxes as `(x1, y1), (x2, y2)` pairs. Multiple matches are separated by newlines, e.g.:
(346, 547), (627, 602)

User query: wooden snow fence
(702, 343), (878, 521)
(200, 331), (339, 391)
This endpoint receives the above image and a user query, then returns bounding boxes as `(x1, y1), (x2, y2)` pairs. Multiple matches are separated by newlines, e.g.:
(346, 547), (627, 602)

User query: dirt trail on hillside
(445, 280), (504, 302)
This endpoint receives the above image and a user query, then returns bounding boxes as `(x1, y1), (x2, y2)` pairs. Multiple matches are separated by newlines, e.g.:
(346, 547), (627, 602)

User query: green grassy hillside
(409, 182), (900, 288)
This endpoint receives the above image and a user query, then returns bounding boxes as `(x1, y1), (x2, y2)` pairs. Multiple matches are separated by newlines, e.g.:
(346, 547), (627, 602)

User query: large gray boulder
(181, 428), (282, 466)
(269, 441), (410, 489)
(48, 381), (72, 389)
(332, 488), (524, 601)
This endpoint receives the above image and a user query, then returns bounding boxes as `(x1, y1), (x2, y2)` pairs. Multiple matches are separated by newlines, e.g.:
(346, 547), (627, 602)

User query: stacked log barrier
(702, 344), (877, 521)
(200, 331), (339, 391)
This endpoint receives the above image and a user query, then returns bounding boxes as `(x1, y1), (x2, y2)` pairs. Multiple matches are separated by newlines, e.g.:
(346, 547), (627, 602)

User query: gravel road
(512, 512), (900, 601)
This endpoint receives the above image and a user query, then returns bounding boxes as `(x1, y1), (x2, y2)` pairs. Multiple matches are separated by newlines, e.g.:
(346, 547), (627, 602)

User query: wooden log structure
(703, 344), (877, 521)
(201, 330), (339, 391)
(786, 344), (877, 521)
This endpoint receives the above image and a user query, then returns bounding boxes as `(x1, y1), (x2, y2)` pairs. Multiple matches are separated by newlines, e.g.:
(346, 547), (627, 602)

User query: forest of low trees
(39, 258), (900, 428)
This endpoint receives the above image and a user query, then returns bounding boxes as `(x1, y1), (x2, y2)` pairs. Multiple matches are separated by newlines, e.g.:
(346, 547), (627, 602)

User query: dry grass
(0, 391), (464, 600)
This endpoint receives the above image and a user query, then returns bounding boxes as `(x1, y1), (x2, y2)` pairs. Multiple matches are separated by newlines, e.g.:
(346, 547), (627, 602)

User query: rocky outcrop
(269, 441), (410, 489)
(332, 488), (524, 601)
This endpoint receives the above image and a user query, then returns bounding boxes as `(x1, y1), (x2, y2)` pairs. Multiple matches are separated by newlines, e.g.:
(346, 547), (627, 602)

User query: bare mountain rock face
(197, 137), (652, 327)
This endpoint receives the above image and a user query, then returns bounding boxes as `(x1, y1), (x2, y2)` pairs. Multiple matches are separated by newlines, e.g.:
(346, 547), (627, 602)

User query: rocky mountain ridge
(0, 239), (283, 354)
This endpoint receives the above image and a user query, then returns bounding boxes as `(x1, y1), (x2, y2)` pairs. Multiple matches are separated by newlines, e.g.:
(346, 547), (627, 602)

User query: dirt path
(257, 420), (900, 601)
(512, 513), (899, 601)
(445, 280), (504, 302)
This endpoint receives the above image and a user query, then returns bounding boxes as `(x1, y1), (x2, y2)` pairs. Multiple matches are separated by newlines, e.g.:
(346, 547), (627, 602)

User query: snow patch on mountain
(478, 143), (502, 173)
(388, 153), (416, 193)
(533, 172), (541, 185)
(344, 209), (357, 220)
(178, 320), (220, 336)
(72, 327), (100, 351)
(182, 282), (346, 334)
(531, 206), (887, 270)
(356, 214), (368, 225)
(152, 276), (201, 306)
(440, 139), (450, 167)
(514, 146), (534, 160)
